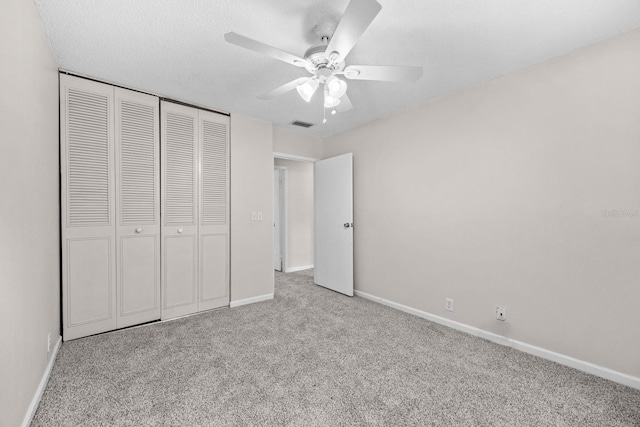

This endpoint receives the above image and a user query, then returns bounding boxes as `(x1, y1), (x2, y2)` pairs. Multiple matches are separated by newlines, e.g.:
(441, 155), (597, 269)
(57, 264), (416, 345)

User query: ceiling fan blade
(324, 0), (382, 63)
(258, 77), (308, 100)
(336, 93), (353, 112)
(343, 65), (423, 82)
(224, 32), (311, 68)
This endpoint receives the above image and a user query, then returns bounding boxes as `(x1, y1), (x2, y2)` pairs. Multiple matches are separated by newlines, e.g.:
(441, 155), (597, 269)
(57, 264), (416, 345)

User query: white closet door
(60, 75), (117, 340)
(198, 111), (230, 311)
(161, 101), (199, 319)
(115, 88), (160, 328)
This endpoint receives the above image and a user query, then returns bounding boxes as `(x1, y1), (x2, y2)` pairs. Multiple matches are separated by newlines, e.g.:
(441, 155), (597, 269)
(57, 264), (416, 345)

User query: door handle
(177, 228), (184, 234)
(344, 223), (353, 228)
(135, 227), (143, 234)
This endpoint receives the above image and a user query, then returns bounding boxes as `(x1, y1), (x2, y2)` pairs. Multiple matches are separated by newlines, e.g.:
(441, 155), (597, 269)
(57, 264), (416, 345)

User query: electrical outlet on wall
(445, 298), (454, 312)
(496, 306), (507, 321)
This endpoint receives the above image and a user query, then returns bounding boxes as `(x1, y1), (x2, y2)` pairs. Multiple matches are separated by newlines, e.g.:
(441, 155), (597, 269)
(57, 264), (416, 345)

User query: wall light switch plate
(251, 212), (257, 221)
(257, 211), (263, 220)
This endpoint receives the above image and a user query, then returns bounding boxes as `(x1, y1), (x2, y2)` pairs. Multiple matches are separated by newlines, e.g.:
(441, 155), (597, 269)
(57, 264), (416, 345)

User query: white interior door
(314, 153), (353, 296)
(273, 168), (282, 271)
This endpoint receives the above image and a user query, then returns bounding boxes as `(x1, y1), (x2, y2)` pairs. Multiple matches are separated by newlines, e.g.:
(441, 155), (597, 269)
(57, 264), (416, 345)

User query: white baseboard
(355, 290), (640, 391)
(284, 264), (314, 273)
(230, 293), (274, 308)
(22, 335), (62, 427)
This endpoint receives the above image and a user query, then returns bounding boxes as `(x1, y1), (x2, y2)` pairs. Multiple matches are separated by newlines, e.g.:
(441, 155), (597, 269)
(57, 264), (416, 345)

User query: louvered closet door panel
(60, 74), (117, 341)
(115, 88), (160, 328)
(161, 101), (199, 320)
(199, 111), (230, 311)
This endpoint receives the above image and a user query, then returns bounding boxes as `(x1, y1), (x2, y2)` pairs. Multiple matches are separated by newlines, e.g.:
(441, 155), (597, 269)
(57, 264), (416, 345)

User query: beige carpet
(32, 269), (640, 426)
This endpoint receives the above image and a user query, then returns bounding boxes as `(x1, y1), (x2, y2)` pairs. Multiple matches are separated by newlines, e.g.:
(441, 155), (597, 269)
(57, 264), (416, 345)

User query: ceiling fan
(224, 0), (422, 122)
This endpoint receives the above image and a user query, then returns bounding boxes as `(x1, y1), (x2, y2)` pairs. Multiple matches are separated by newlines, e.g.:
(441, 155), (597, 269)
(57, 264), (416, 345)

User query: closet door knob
(135, 227), (143, 234)
(177, 228), (184, 234)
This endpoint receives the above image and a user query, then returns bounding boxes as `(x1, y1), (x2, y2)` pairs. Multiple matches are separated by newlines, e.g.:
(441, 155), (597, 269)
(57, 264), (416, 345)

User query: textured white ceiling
(35, 0), (640, 138)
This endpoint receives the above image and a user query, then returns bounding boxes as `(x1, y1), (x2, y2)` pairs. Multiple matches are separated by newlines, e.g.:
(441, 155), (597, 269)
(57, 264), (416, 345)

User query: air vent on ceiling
(289, 120), (314, 128)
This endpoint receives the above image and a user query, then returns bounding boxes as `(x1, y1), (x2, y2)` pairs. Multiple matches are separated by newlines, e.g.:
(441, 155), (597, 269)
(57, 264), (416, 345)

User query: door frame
(274, 166), (287, 272)
(273, 152), (319, 274)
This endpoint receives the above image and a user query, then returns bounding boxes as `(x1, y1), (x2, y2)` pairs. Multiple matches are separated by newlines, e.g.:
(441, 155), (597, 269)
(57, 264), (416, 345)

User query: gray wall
(273, 128), (323, 159)
(323, 29), (640, 377)
(231, 115), (275, 302)
(0, 0), (61, 425)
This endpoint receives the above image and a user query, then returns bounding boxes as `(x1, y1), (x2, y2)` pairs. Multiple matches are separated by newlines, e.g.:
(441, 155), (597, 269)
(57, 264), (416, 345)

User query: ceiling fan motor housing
(304, 45), (345, 76)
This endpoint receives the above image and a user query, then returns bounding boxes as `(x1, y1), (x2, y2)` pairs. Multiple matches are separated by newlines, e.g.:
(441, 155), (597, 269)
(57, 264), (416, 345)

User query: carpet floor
(32, 270), (640, 426)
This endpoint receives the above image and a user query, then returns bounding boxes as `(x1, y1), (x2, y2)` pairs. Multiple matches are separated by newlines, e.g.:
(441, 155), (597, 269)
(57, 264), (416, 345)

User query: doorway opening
(274, 151), (354, 297)
(273, 152), (317, 274)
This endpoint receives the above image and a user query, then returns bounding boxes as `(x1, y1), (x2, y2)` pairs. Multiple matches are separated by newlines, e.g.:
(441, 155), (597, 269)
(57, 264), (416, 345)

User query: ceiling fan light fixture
(324, 90), (341, 108)
(296, 78), (319, 102)
(326, 75), (348, 98)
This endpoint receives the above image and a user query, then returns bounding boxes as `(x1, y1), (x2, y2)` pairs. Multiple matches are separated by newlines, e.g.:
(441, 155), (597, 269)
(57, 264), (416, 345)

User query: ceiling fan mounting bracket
(311, 20), (337, 44)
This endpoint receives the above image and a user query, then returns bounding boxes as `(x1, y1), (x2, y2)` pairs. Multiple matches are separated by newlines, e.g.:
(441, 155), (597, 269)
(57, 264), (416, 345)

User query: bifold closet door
(61, 75), (161, 340)
(61, 75), (117, 340)
(161, 102), (230, 320)
(115, 88), (160, 329)
(198, 111), (230, 310)
(161, 101), (199, 319)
